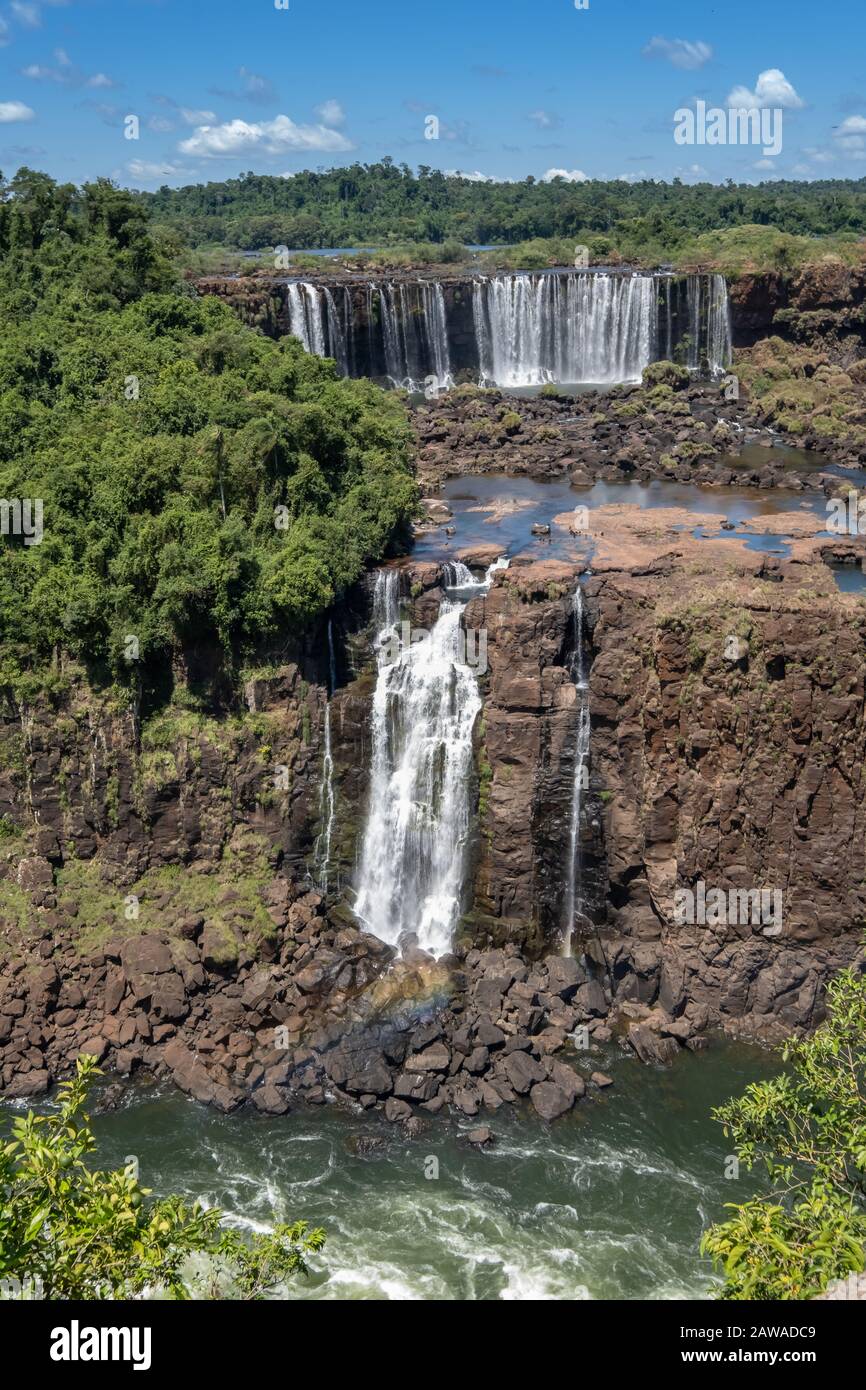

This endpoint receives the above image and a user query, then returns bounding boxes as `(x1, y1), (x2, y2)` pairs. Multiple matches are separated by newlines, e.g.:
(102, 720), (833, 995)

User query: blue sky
(0, 0), (864, 190)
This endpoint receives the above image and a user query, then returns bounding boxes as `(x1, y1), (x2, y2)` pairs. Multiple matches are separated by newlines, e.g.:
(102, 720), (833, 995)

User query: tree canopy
(137, 160), (866, 251)
(0, 170), (416, 698)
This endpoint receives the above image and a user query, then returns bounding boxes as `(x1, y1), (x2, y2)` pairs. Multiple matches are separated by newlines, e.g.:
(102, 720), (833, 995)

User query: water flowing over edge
(283, 270), (731, 389)
(354, 558), (507, 956)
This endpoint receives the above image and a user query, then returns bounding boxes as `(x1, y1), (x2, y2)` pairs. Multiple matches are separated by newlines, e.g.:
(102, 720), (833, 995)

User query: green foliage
(0, 1057), (325, 1300)
(0, 173), (416, 693)
(702, 964), (866, 1300)
(642, 360), (691, 390)
(138, 163), (866, 265)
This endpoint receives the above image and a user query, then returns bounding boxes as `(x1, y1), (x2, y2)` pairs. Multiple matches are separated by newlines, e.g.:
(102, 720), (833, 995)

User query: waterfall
(562, 585), (590, 958)
(313, 621), (337, 893)
(355, 559), (506, 956)
(472, 272), (657, 386)
(323, 288), (349, 376)
(686, 274), (702, 372)
(286, 282), (326, 356)
(707, 272), (732, 378)
(282, 270), (729, 387)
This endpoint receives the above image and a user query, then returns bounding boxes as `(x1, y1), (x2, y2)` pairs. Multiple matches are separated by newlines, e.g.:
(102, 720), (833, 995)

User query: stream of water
(11, 1038), (776, 1301)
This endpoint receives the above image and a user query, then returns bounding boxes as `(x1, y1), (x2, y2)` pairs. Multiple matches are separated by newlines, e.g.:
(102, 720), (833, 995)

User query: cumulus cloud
(179, 113), (353, 158)
(542, 167), (588, 182)
(726, 69), (805, 110)
(833, 115), (866, 151)
(642, 37), (712, 71)
(314, 99), (345, 127)
(0, 100), (35, 121)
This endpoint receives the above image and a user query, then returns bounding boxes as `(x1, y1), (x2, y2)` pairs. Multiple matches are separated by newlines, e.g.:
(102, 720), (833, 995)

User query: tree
(0, 1056), (325, 1300)
(701, 961), (866, 1300)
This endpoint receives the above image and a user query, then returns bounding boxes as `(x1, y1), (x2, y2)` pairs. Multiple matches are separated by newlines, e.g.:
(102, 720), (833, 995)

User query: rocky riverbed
(414, 374), (866, 501)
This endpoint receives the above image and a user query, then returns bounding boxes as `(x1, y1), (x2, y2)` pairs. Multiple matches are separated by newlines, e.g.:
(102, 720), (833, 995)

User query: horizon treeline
(135, 159), (866, 250)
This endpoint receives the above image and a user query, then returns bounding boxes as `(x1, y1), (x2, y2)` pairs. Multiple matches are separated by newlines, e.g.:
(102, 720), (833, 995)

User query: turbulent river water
(18, 1039), (776, 1301)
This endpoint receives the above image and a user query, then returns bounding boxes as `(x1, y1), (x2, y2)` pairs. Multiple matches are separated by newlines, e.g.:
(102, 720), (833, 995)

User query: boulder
(530, 1081), (575, 1121)
(503, 1050), (546, 1095)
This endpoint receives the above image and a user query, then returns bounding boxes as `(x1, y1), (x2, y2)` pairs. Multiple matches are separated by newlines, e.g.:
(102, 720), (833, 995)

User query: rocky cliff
(2, 521), (864, 1112)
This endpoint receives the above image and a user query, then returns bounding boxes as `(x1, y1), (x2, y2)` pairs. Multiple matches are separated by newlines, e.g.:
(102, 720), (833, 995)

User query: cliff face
(729, 262), (866, 358)
(584, 556), (865, 1040)
(198, 262), (866, 368)
(1, 537), (863, 1046)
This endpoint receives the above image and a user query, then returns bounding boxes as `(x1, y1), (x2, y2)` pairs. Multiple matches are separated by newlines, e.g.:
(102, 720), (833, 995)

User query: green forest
(140, 160), (866, 252)
(0, 169), (415, 700)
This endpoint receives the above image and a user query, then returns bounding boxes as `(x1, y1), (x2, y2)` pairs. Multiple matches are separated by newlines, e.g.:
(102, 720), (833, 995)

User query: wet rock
(627, 1023), (681, 1067)
(252, 1084), (290, 1115)
(384, 1097), (413, 1123)
(467, 1126), (494, 1147)
(530, 1081), (575, 1121)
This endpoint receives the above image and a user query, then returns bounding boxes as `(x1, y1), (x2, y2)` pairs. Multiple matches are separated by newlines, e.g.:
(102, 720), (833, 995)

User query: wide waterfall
(562, 585), (590, 958)
(281, 269), (731, 389)
(354, 560), (505, 956)
(473, 272), (657, 386)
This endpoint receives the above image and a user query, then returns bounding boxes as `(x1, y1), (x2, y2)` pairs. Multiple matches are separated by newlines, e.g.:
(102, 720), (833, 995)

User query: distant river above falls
(42, 1039), (777, 1301)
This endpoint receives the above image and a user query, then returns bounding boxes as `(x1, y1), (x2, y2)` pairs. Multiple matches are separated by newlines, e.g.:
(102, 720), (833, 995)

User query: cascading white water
(283, 270), (730, 387)
(377, 282), (453, 391)
(562, 585), (590, 958)
(473, 272), (657, 387)
(355, 559), (506, 956)
(323, 288), (349, 376)
(707, 272), (732, 378)
(286, 282), (326, 356)
(313, 621), (337, 893)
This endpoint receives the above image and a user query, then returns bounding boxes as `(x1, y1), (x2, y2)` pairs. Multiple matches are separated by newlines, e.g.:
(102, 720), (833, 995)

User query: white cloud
(543, 167), (588, 182)
(314, 99), (345, 127)
(754, 159), (776, 170)
(22, 49), (119, 88)
(179, 113), (353, 158)
(726, 69), (805, 110)
(0, 19), (9, 47)
(0, 100), (35, 121)
(642, 37), (713, 71)
(528, 109), (556, 128)
(179, 107), (217, 125)
(127, 159), (188, 182)
(833, 115), (866, 152)
(11, 3), (41, 29)
(444, 169), (500, 182)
